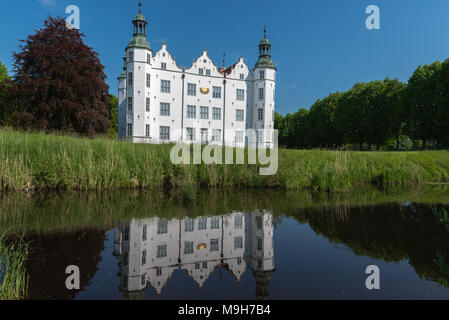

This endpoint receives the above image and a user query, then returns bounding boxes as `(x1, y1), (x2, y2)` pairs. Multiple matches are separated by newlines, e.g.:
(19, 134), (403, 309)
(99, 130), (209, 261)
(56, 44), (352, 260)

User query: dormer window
(161, 63), (167, 70)
(206, 69), (211, 76)
(199, 68), (204, 75)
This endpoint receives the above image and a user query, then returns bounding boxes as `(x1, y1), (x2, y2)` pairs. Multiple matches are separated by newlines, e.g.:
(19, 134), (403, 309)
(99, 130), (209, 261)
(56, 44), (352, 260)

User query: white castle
(113, 211), (275, 300)
(117, 2), (277, 149)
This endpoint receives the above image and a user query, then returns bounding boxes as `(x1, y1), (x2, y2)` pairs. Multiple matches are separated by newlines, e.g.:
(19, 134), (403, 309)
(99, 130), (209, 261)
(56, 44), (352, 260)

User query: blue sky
(1, 0), (449, 115)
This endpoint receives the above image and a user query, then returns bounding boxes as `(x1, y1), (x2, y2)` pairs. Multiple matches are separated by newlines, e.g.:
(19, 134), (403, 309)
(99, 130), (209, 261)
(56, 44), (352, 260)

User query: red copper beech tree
(10, 17), (110, 136)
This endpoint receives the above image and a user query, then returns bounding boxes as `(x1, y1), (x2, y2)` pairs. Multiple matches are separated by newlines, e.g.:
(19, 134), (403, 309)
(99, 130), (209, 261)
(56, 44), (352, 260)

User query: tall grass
(0, 234), (29, 300)
(1, 128), (449, 192)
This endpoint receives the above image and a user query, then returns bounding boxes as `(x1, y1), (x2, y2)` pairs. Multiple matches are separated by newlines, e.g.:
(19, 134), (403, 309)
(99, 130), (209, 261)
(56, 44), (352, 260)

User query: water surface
(1, 186), (449, 300)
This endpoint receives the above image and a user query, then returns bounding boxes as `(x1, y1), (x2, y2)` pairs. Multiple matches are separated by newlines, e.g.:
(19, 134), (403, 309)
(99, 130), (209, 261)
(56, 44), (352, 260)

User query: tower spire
(139, 1), (142, 14)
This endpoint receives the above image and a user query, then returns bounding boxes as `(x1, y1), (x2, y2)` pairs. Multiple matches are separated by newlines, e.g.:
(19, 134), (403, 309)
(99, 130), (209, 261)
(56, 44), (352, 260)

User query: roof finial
(223, 52), (226, 68)
(139, 1), (142, 14)
(264, 24), (267, 39)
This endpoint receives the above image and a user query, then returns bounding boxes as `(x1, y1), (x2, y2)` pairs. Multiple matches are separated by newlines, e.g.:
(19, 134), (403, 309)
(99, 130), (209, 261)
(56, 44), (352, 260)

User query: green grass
(0, 234), (29, 300)
(1, 128), (449, 192)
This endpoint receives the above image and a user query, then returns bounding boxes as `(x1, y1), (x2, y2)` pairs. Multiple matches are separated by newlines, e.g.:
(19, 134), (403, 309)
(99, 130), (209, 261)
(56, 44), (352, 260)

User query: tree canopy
(5, 17), (110, 136)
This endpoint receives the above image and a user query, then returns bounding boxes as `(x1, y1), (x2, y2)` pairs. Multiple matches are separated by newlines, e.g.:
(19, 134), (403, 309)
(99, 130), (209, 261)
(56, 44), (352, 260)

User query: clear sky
(1, 0), (449, 115)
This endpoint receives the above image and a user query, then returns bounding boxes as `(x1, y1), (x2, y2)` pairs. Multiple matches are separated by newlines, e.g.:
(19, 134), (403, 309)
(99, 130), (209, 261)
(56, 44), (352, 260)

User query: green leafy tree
(335, 82), (371, 150)
(0, 61), (12, 125)
(307, 92), (344, 149)
(404, 62), (442, 149)
(435, 59), (449, 148)
(108, 94), (118, 137)
(0, 61), (9, 82)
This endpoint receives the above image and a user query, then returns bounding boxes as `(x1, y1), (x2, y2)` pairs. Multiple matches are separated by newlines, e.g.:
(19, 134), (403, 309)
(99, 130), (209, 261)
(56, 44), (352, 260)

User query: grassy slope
(1, 129), (449, 192)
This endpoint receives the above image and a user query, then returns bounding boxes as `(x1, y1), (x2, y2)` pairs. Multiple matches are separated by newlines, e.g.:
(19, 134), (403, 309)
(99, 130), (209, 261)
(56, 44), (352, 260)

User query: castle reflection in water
(113, 211), (275, 299)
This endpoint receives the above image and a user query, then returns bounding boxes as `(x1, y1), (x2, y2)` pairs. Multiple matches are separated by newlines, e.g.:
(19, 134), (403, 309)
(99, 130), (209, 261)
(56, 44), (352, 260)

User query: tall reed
(0, 234), (29, 300)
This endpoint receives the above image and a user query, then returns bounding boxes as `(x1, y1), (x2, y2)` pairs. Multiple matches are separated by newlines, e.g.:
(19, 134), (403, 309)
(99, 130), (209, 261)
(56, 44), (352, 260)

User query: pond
(1, 185), (449, 300)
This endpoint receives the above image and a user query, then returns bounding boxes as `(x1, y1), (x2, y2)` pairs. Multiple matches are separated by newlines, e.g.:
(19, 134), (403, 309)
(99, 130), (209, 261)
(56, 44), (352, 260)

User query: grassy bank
(1, 129), (449, 192)
(0, 234), (29, 300)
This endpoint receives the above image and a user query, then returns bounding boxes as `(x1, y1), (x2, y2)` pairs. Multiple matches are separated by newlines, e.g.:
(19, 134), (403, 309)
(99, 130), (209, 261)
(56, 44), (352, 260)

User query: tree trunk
(376, 144), (381, 151)
(396, 137), (400, 151)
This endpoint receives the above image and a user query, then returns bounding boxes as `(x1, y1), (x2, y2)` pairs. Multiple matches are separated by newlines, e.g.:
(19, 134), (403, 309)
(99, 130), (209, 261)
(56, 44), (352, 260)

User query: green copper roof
(118, 69), (126, 79)
(133, 13), (147, 23)
(127, 34), (151, 50)
(255, 56), (276, 70)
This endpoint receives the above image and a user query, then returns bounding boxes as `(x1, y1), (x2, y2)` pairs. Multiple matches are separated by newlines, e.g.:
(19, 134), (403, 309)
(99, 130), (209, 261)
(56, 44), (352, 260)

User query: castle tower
(252, 28), (276, 149)
(121, 1), (153, 142)
(249, 211), (275, 300)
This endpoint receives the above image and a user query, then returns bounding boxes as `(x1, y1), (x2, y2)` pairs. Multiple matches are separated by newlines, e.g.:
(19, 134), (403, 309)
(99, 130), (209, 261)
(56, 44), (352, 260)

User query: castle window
(146, 74), (151, 88)
(259, 88), (265, 101)
(185, 219), (195, 232)
(206, 69), (211, 76)
(128, 51), (133, 62)
(161, 62), (167, 70)
(186, 128), (195, 141)
(127, 97), (133, 111)
(123, 252), (129, 266)
(161, 80), (171, 93)
(124, 226), (130, 241)
(212, 108), (221, 120)
(201, 129), (208, 144)
(260, 70), (265, 80)
(128, 72), (133, 86)
(213, 86), (221, 99)
(146, 98), (150, 112)
(258, 130), (264, 142)
(200, 106), (209, 120)
(235, 131), (244, 143)
(147, 54), (151, 64)
(160, 126), (170, 141)
(257, 238), (263, 251)
(240, 74), (244, 80)
(258, 109), (264, 121)
(127, 124), (133, 137)
(199, 68), (204, 75)
(184, 242), (194, 255)
(157, 219), (168, 234)
(142, 250), (147, 265)
(142, 225), (147, 241)
(211, 217), (220, 229)
(236, 109), (244, 122)
(198, 217), (207, 230)
(187, 83), (196, 96)
(157, 245), (167, 258)
(156, 268), (162, 276)
(145, 124), (150, 137)
(234, 237), (243, 249)
(236, 89), (245, 101)
(212, 129), (221, 142)
(141, 275), (146, 286)
(234, 215), (243, 229)
(160, 103), (170, 116)
(256, 216), (263, 229)
(187, 105), (196, 118)
(210, 239), (219, 252)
